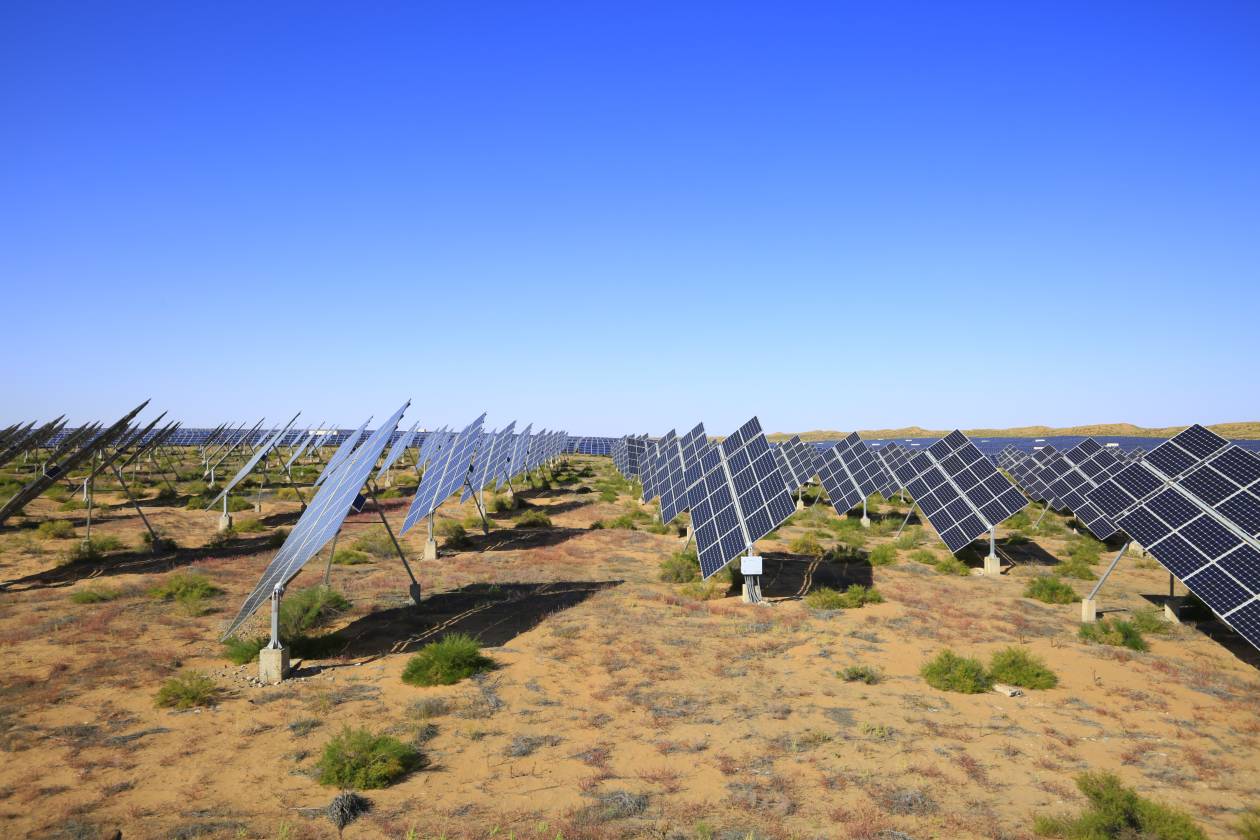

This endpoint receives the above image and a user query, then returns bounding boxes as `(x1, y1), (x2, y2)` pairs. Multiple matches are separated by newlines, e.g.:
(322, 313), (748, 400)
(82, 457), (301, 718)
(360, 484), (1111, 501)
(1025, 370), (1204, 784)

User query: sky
(2, 2), (1258, 436)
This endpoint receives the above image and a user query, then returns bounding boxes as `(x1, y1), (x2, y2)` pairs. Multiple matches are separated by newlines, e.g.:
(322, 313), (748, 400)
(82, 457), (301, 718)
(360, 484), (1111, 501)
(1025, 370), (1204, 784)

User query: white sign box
(740, 555), (763, 576)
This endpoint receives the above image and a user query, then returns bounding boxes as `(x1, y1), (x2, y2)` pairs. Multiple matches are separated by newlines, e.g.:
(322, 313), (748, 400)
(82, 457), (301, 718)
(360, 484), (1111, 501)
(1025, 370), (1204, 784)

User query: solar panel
(639, 438), (663, 502)
(463, 422), (516, 502)
(1085, 425), (1260, 650)
(315, 419), (370, 487)
(1034, 438), (1126, 540)
(207, 415), (299, 508)
(655, 429), (690, 524)
(891, 430), (1028, 554)
(836, 433), (898, 499)
(772, 445), (799, 491)
(1006, 445), (1061, 505)
(500, 423), (532, 488)
(221, 401), (410, 640)
(874, 443), (912, 488)
(687, 417), (795, 580)
(377, 421), (420, 479)
(400, 413), (486, 534)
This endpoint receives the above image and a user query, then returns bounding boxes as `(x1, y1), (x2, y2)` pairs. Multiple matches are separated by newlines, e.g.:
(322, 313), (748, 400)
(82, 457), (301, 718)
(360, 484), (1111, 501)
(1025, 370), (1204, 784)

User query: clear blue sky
(3, 2), (1257, 436)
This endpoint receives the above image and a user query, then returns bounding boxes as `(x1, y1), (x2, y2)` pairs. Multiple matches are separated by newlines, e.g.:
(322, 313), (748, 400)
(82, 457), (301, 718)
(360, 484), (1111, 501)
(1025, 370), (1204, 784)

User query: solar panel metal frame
(1035, 438), (1125, 540)
(400, 413), (486, 534)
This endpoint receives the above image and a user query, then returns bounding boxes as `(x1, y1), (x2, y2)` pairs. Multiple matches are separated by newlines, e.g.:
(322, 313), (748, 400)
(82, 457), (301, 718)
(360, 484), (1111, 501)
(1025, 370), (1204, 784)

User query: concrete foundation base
(684, 524), (694, 541)
(796, 498), (805, 511)
(860, 516), (871, 529)
(253, 501), (262, 514)
(423, 538), (438, 561)
(218, 513), (233, 533)
(259, 646), (290, 684)
(1081, 598), (1098, 623)
(741, 582), (763, 604)
(1164, 598), (1185, 624)
(983, 554), (1001, 576)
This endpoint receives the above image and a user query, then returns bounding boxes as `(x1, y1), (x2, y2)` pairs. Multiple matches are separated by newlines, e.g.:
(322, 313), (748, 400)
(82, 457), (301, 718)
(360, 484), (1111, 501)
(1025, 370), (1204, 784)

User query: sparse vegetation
(910, 548), (939, 566)
(934, 555), (970, 576)
(514, 509), (552, 528)
(332, 548), (373, 565)
(804, 584), (883, 610)
(788, 533), (825, 558)
(1025, 575), (1077, 604)
(401, 634), (494, 686)
(36, 520), (75, 539)
(867, 544), (897, 566)
(1057, 556), (1098, 580)
(437, 519), (470, 548)
(1079, 618), (1147, 651)
(315, 727), (424, 789)
(989, 647), (1058, 689)
(1235, 806), (1260, 840)
(1129, 606), (1173, 636)
(921, 650), (993, 694)
(64, 535), (125, 563)
(659, 547), (700, 583)
(278, 586), (350, 638)
(155, 671), (219, 709)
(148, 572), (223, 615)
(840, 665), (883, 684)
(1033, 771), (1205, 839)
(70, 586), (121, 604)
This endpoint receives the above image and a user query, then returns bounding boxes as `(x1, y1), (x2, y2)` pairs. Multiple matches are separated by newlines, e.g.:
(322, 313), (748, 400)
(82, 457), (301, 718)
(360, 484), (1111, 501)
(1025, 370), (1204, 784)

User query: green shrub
(461, 512), (486, 532)
(401, 634), (494, 686)
(921, 650), (992, 694)
(678, 580), (726, 601)
(1057, 557), (1097, 580)
(910, 548), (939, 566)
(155, 671), (219, 709)
(489, 494), (518, 513)
(1025, 575), (1077, 604)
(280, 586), (350, 638)
(316, 727), (424, 789)
(804, 584), (883, 610)
(989, 647), (1058, 689)
(265, 527), (288, 548)
(893, 527), (923, 549)
(37, 520), (76, 540)
(436, 520), (469, 548)
(1067, 536), (1104, 565)
(148, 572), (222, 615)
(867, 544), (897, 566)
(332, 548), (374, 565)
(1129, 607), (1172, 636)
(234, 517), (266, 533)
(223, 636), (267, 664)
(840, 665), (883, 684)
(598, 488), (618, 503)
(514, 509), (552, 529)
(1033, 771), (1205, 839)
(603, 514), (639, 530)
(1079, 619), (1147, 651)
(934, 556), (970, 576)
(71, 586), (120, 604)
(1235, 806), (1260, 840)
(1006, 510), (1032, 531)
(789, 534), (825, 558)
(659, 547), (700, 583)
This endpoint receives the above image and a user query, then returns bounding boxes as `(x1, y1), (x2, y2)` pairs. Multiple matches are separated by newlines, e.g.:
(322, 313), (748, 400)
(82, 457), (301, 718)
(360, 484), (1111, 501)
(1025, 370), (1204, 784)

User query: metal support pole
(1086, 541), (1130, 602)
(111, 463), (160, 550)
(366, 483), (421, 604)
(268, 584), (284, 649)
(894, 504), (916, 539)
(1033, 505), (1049, 529)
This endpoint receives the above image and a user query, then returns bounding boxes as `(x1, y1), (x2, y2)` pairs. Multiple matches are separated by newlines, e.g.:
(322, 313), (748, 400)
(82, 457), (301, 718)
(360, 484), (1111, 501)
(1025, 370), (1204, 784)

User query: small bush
(598, 488), (618, 503)
(659, 547), (700, 583)
(37, 520), (76, 540)
(280, 586), (350, 638)
(155, 671), (219, 709)
(805, 584), (883, 610)
(840, 665), (883, 684)
(265, 527), (288, 548)
(989, 647), (1058, 689)
(1025, 575), (1077, 604)
(332, 548), (373, 565)
(148, 572), (223, 615)
(436, 520), (469, 548)
(489, 494), (518, 513)
(934, 556), (970, 576)
(1066, 536), (1104, 565)
(234, 518), (266, 533)
(867, 544), (897, 566)
(1033, 771), (1205, 839)
(678, 580), (726, 601)
(789, 534), (825, 558)
(603, 514), (639, 530)
(515, 509), (552, 529)
(1057, 557), (1097, 580)
(910, 548), (938, 566)
(1129, 607), (1172, 636)
(71, 586), (120, 604)
(401, 634), (494, 686)
(223, 636), (267, 665)
(1235, 806), (1260, 840)
(316, 727), (424, 789)
(921, 650), (992, 694)
(893, 527), (923, 549)
(1079, 619), (1147, 651)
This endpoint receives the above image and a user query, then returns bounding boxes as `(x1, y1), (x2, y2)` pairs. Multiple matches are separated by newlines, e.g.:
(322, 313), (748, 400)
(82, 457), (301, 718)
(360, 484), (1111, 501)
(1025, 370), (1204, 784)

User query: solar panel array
(874, 443), (912, 488)
(687, 417), (796, 579)
(400, 414), (486, 534)
(221, 402), (410, 639)
(1034, 438), (1126, 540)
(1006, 446), (1061, 505)
(1086, 425), (1260, 650)
(462, 422), (516, 503)
(891, 430), (1028, 554)
(654, 430), (689, 523)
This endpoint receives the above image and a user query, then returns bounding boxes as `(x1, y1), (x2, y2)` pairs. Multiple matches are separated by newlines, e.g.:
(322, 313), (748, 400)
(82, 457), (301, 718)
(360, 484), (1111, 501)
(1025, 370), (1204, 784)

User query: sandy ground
(0, 455), (1257, 839)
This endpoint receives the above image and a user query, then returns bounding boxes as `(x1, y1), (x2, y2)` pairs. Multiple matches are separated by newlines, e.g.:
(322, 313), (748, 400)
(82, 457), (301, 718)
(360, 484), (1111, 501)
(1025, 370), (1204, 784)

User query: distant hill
(767, 422), (1260, 442)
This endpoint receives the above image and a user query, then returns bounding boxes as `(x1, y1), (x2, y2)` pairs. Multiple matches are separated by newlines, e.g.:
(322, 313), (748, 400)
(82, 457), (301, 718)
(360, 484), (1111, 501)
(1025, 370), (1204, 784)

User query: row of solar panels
(612, 424), (1260, 653)
(222, 407), (569, 639)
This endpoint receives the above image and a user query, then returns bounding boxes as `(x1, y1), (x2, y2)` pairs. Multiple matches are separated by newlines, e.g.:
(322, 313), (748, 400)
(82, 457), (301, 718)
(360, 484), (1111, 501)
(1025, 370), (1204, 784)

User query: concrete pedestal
(795, 498), (805, 511)
(218, 513), (233, 533)
(860, 516), (871, 529)
(983, 554), (1001, 576)
(1164, 597), (1185, 624)
(253, 501), (262, 514)
(259, 646), (290, 684)
(1080, 598), (1098, 623)
(741, 581), (762, 604)
(423, 538), (438, 561)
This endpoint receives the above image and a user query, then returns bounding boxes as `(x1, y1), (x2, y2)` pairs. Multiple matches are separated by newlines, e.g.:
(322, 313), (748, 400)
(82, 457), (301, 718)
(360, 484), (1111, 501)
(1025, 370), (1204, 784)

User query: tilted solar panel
(834, 433), (899, 499)
(1035, 438), (1125, 540)
(783, 436), (821, 486)
(772, 446), (799, 492)
(1085, 425), (1260, 651)
(656, 429), (691, 524)
(400, 413), (486, 534)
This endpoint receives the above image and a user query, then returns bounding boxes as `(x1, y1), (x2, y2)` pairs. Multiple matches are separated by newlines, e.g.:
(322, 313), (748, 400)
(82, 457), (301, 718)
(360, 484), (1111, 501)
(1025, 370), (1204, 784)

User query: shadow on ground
(753, 552), (875, 600)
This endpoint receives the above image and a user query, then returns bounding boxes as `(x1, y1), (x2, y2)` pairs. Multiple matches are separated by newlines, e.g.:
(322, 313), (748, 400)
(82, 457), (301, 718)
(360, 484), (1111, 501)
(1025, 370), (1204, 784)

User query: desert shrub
(1067, 536), (1104, 565)
(840, 665), (883, 684)
(461, 513), (486, 532)
(910, 548), (938, 566)
(893, 527), (923, 549)
(598, 488), (618, 503)
(149, 572), (222, 615)
(678, 580), (726, 601)
(265, 527), (289, 548)
(280, 586), (350, 638)
(223, 636), (267, 665)
(153, 486), (180, 504)
(1129, 607), (1172, 636)
(515, 509), (552, 529)
(1033, 771), (1205, 839)
(1057, 557), (1097, 580)
(921, 650), (992, 694)
(659, 547), (700, 583)
(1025, 575), (1077, 604)
(989, 647), (1058, 689)
(1006, 510), (1032, 531)
(643, 521), (671, 534)
(234, 518), (266, 533)
(155, 671), (219, 709)
(489, 494), (518, 513)
(1079, 619), (1147, 652)
(224, 496), (254, 513)
(603, 514), (639, 530)
(141, 529), (178, 551)
(867, 544), (898, 566)
(805, 584), (883, 610)
(436, 520), (469, 548)
(71, 586), (120, 604)
(332, 548), (373, 565)
(37, 520), (76, 540)
(401, 634), (494, 686)
(789, 534), (825, 558)
(934, 556), (970, 576)
(1235, 806), (1260, 840)
(316, 727), (424, 789)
